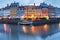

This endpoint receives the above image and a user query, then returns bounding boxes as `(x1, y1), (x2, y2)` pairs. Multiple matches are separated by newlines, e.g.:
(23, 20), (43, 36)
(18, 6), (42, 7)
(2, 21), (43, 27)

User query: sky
(0, 0), (60, 8)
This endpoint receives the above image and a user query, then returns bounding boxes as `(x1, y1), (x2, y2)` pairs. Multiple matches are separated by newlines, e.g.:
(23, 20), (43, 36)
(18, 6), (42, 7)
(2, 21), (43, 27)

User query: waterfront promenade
(0, 17), (60, 25)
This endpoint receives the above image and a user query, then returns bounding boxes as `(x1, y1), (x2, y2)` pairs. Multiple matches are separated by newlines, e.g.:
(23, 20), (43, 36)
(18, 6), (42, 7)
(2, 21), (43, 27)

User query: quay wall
(0, 18), (60, 25)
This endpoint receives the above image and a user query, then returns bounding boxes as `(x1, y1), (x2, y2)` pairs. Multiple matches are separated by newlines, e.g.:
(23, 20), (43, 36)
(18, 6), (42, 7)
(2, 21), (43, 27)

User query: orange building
(10, 7), (18, 16)
(10, 2), (19, 16)
(41, 8), (48, 18)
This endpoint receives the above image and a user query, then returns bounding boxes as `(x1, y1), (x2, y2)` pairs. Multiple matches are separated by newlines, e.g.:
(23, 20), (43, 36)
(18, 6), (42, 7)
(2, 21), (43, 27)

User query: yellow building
(24, 6), (49, 20)
(24, 6), (36, 20)
(24, 2), (49, 20)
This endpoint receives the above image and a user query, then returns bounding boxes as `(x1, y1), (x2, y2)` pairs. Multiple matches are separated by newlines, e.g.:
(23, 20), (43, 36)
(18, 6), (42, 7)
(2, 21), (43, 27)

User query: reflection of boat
(18, 20), (32, 25)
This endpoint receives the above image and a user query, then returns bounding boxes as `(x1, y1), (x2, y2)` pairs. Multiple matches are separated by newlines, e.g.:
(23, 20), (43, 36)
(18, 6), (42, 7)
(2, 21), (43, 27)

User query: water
(0, 23), (60, 40)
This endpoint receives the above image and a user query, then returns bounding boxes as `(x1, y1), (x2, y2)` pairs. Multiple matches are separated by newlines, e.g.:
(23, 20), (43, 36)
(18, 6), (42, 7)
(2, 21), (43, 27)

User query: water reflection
(58, 23), (60, 28)
(21, 24), (60, 38)
(3, 24), (19, 40)
(3, 24), (11, 32)
(22, 24), (49, 34)
(43, 24), (49, 32)
(10, 24), (19, 40)
(22, 25), (27, 33)
(0, 23), (60, 40)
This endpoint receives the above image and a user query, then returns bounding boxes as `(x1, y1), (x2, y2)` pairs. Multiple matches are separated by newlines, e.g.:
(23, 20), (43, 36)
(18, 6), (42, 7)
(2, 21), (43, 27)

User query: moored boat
(18, 20), (32, 25)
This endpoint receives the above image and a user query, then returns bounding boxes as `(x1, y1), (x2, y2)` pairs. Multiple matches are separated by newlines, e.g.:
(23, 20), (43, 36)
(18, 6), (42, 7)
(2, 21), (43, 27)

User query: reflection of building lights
(4, 24), (9, 32)
(58, 23), (60, 28)
(30, 26), (44, 34)
(0, 17), (2, 20)
(43, 24), (48, 31)
(4, 24), (11, 32)
(30, 26), (35, 33)
(22, 25), (27, 33)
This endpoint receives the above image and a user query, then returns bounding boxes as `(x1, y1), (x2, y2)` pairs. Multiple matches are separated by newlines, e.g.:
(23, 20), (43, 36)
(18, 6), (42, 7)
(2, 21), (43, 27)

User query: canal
(0, 23), (60, 40)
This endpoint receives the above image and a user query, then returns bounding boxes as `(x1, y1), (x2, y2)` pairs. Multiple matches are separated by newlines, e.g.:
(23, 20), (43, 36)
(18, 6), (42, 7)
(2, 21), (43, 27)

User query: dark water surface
(0, 23), (60, 40)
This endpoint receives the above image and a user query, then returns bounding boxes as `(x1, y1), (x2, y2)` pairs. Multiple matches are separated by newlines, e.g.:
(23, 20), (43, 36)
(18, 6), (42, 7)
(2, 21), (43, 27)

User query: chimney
(7, 4), (9, 7)
(34, 3), (35, 6)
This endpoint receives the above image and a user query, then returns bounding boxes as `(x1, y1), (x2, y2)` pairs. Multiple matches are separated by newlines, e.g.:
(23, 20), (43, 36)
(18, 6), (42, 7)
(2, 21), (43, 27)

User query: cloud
(0, 0), (60, 8)
(19, 0), (45, 5)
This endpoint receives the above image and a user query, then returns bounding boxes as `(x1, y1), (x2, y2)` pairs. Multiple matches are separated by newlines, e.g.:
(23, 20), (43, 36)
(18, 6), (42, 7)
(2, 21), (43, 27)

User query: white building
(0, 5), (10, 17)
(3, 9), (10, 16)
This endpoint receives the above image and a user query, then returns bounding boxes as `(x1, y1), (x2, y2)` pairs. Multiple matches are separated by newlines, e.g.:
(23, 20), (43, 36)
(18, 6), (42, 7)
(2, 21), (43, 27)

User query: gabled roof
(40, 2), (48, 8)
(10, 2), (19, 7)
(48, 4), (55, 9)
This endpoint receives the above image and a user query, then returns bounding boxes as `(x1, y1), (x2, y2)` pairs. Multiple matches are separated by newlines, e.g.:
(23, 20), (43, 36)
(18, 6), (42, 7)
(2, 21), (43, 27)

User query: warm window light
(31, 14), (34, 18)
(45, 16), (49, 20)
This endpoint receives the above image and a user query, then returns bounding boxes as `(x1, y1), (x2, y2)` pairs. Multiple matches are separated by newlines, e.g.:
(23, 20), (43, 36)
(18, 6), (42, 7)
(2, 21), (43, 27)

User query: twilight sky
(0, 0), (60, 8)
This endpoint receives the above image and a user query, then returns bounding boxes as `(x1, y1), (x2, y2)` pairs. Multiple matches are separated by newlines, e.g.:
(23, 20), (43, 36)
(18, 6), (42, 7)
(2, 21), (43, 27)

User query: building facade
(24, 6), (36, 20)
(10, 2), (19, 16)
(48, 5), (55, 18)
(0, 2), (60, 20)
(0, 6), (10, 17)
(17, 6), (24, 16)
(39, 2), (49, 20)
